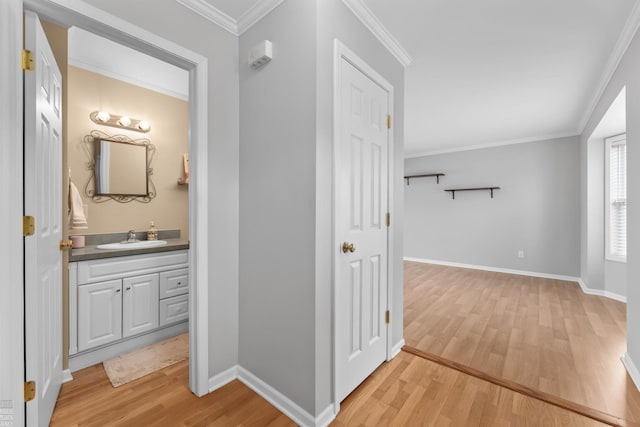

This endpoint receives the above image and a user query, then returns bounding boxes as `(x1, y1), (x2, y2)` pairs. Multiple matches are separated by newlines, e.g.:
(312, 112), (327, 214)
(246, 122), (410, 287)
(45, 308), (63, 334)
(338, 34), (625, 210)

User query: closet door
(123, 273), (159, 338)
(78, 279), (122, 351)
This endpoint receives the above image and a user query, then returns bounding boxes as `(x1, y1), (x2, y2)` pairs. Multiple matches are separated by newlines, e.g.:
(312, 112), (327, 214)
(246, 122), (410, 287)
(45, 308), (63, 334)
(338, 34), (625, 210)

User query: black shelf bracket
(444, 187), (500, 200)
(404, 173), (445, 185)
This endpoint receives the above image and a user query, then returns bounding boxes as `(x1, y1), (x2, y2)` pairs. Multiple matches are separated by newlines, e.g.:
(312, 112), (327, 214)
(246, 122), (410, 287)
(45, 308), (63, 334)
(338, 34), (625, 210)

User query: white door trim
(0, 0), (25, 425)
(332, 39), (394, 413)
(11, 0), (209, 403)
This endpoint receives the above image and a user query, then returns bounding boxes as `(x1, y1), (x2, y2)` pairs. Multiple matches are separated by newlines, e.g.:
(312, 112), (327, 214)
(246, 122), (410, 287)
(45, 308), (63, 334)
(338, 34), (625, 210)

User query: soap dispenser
(147, 221), (158, 241)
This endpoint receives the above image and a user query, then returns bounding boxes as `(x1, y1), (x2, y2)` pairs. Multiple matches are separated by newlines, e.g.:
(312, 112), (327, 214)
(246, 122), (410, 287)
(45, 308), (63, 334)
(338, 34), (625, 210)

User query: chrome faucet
(127, 230), (137, 242)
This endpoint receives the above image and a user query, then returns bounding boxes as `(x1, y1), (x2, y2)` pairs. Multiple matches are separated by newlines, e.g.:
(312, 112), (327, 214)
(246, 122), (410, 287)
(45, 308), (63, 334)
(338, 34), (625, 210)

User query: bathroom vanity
(68, 238), (189, 372)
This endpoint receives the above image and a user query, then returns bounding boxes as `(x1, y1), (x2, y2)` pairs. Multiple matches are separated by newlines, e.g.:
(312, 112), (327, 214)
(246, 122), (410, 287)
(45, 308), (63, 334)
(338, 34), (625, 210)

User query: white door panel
(78, 280), (123, 351)
(24, 11), (63, 426)
(337, 57), (389, 402)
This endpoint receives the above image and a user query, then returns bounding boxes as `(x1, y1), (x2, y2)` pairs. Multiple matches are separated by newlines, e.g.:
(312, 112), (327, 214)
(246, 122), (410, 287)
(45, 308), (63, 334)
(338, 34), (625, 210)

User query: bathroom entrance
(15, 2), (212, 425)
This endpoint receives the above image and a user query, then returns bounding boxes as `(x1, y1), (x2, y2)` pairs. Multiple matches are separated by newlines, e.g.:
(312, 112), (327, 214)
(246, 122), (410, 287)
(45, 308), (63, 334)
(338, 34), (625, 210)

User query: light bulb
(118, 116), (132, 127)
(137, 120), (150, 131)
(96, 111), (110, 122)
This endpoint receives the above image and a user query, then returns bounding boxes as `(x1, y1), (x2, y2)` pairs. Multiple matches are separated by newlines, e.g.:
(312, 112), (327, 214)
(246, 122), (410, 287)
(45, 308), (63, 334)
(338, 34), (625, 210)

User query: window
(605, 134), (627, 262)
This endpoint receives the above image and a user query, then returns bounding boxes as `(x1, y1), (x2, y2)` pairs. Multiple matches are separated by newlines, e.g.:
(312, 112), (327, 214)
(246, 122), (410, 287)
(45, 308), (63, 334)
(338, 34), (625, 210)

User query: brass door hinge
(22, 50), (34, 71)
(24, 381), (36, 402)
(386, 115), (391, 129)
(23, 216), (35, 236)
(385, 310), (390, 325)
(386, 213), (390, 227)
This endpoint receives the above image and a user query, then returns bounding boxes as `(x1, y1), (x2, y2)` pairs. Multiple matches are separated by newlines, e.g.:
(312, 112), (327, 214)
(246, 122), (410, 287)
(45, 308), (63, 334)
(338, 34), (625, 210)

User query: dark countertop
(69, 239), (190, 262)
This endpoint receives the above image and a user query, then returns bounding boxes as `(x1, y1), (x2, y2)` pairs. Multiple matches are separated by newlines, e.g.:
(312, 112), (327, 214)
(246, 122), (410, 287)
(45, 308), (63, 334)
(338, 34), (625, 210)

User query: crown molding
(175, 0), (238, 36)
(341, 0), (412, 67)
(176, 0), (287, 36)
(404, 131), (578, 158)
(577, 0), (640, 134)
(237, 0), (286, 34)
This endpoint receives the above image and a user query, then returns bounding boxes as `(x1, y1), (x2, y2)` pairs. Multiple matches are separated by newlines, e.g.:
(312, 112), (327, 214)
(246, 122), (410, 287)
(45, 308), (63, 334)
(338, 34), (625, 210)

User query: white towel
(68, 181), (88, 230)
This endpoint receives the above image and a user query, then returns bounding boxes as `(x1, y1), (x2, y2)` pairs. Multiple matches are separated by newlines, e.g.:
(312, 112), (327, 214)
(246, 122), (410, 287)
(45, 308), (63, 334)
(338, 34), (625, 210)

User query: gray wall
(405, 137), (581, 277)
(580, 27), (640, 364)
(239, 0), (317, 415)
(239, 0), (405, 416)
(82, 0), (241, 377)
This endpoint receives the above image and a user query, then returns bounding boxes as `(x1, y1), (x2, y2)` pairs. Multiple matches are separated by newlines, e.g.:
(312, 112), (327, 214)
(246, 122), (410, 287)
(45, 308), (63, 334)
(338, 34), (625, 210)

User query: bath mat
(103, 333), (188, 387)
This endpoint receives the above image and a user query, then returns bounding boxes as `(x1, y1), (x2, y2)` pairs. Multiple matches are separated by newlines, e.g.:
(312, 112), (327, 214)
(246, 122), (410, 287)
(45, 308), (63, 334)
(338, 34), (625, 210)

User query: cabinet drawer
(159, 269), (189, 299)
(159, 294), (189, 326)
(77, 251), (188, 284)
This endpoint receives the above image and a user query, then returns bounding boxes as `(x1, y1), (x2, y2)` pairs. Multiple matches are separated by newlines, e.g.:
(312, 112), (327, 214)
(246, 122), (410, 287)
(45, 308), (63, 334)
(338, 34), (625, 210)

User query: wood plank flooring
(404, 261), (640, 424)
(51, 261), (640, 426)
(51, 353), (609, 426)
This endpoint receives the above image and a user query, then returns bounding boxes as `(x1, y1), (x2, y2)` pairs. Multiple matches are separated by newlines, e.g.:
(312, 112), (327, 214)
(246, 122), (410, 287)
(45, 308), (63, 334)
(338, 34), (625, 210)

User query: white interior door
(336, 56), (390, 402)
(24, 11), (63, 426)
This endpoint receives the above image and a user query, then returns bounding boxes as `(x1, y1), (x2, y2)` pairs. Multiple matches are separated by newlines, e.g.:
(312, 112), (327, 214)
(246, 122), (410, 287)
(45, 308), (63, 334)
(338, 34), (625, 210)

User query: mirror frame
(83, 130), (156, 203)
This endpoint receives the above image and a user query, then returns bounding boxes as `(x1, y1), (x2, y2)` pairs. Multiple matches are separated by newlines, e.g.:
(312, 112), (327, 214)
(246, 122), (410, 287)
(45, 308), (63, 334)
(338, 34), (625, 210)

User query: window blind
(607, 135), (627, 261)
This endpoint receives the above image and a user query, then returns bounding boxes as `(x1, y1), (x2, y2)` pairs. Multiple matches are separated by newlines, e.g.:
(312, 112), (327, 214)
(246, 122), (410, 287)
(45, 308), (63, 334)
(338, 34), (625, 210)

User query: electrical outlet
(518, 250), (525, 258)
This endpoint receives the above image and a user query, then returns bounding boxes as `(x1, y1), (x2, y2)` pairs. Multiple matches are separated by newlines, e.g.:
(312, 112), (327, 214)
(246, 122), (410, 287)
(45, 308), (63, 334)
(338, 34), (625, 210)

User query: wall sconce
(90, 110), (151, 133)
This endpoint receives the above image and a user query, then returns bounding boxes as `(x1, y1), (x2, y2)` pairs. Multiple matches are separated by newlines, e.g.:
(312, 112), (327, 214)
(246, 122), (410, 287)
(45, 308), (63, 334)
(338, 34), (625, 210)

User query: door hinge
(23, 216), (35, 236)
(385, 310), (391, 325)
(24, 381), (36, 402)
(22, 50), (34, 71)
(386, 115), (391, 129)
(386, 213), (390, 227)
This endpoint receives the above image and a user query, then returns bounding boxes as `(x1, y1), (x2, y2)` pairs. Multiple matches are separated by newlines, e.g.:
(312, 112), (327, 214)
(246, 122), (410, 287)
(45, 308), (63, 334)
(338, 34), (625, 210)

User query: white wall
(80, 0), (240, 378)
(580, 27), (640, 374)
(239, 0), (405, 417)
(405, 136), (581, 277)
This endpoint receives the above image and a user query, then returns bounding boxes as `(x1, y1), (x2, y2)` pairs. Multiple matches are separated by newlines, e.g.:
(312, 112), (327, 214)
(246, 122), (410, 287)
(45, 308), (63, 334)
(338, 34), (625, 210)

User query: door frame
(332, 39), (395, 412)
(1, 0), (210, 422)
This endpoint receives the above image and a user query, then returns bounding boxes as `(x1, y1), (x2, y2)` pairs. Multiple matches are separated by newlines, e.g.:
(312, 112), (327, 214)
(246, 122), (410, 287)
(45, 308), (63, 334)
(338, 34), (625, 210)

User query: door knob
(59, 239), (73, 250)
(342, 242), (356, 253)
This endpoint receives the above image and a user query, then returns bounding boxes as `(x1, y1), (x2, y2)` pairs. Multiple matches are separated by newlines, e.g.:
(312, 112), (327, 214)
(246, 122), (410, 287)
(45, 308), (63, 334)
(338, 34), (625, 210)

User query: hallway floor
(49, 261), (635, 426)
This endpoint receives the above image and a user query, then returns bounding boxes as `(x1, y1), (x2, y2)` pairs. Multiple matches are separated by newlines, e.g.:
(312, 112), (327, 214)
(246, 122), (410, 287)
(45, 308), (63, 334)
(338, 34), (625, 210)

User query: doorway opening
(20, 2), (210, 424)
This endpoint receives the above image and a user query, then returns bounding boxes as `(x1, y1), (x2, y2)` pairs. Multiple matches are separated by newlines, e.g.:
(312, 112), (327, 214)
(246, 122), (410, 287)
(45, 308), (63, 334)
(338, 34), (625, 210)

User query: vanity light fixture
(90, 110), (151, 133)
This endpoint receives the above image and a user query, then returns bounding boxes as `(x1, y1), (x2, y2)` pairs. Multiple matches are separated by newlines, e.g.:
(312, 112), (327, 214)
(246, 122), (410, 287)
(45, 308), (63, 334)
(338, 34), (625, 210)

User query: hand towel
(68, 181), (88, 230)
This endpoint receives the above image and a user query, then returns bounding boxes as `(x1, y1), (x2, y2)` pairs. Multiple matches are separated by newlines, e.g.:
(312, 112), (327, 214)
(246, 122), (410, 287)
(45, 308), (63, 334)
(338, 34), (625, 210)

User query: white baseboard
(208, 365), (336, 427)
(314, 404), (337, 427)
(404, 257), (579, 282)
(404, 257), (627, 303)
(391, 339), (405, 359)
(238, 366), (320, 427)
(621, 353), (640, 392)
(62, 369), (73, 383)
(577, 279), (627, 303)
(208, 365), (238, 392)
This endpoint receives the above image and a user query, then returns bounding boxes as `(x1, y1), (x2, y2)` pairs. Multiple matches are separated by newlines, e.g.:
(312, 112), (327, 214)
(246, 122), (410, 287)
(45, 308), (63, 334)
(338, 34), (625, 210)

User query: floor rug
(103, 333), (188, 387)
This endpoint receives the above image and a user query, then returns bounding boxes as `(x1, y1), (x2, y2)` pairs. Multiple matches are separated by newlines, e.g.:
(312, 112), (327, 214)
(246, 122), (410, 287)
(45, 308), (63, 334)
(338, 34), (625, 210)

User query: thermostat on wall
(248, 40), (273, 69)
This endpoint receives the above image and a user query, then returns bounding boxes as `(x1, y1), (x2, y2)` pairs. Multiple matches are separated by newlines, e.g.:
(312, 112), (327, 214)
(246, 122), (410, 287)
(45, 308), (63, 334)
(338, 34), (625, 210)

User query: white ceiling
(198, 0), (636, 156)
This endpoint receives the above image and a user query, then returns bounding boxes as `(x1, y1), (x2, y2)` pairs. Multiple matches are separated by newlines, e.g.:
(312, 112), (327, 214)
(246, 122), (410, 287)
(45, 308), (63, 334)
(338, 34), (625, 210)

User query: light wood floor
(51, 354), (608, 426)
(404, 261), (640, 424)
(51, 261), (640, 426)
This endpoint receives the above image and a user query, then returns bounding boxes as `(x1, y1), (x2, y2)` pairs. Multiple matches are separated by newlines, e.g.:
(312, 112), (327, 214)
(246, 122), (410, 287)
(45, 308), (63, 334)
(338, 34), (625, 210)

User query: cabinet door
(123, 273), (159, 338)
(78, 280), (122, 352)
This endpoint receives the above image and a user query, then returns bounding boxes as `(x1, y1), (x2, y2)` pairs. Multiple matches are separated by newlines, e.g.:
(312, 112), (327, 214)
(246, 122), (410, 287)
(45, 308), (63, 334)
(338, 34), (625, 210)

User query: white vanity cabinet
(69, 250), (188, 364)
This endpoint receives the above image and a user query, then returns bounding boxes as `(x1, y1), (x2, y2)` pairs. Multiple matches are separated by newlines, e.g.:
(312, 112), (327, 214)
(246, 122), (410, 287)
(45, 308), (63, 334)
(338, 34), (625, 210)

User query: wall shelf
(404, 173), (445, 185)
(444, 187), (500, 199)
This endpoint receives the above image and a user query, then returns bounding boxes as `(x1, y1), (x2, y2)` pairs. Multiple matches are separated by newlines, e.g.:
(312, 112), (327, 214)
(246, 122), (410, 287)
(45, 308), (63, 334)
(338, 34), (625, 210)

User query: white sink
(96, 240), (168, 250)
